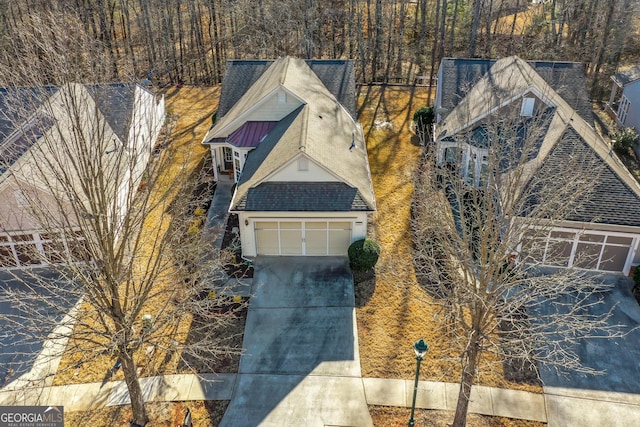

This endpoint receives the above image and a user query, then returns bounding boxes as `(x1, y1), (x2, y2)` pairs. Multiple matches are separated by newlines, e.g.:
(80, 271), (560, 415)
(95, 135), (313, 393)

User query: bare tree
(412, 62), (626, 426)
(0, 10), (243, 426)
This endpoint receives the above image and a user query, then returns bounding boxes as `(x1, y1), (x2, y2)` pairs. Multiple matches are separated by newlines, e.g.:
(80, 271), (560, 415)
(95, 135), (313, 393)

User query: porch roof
(204, 121), (278, 148)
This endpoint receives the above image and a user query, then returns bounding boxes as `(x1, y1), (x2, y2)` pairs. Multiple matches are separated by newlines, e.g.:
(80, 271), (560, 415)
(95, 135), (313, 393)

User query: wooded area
(0, 0), (638, 97)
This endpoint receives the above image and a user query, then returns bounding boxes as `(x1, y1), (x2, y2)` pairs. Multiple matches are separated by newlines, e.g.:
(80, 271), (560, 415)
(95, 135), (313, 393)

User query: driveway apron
(219, 256), (373, 427)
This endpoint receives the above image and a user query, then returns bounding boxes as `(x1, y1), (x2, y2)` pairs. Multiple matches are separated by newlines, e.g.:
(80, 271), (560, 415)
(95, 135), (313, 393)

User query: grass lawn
(356, 84), (543, 426)
(60, 86), (229, 425)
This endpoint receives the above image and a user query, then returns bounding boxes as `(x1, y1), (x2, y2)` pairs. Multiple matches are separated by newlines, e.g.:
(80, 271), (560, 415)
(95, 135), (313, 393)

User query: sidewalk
(4, 373), (640, 426)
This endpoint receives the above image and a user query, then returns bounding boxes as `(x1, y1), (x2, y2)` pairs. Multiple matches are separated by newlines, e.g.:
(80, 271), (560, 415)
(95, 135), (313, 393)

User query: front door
(223, 147), (233, 171)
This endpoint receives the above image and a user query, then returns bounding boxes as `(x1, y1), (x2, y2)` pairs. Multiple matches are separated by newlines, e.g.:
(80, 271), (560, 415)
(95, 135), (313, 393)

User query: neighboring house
(202, 57), (375, 257)
(607, 64), (640, 131)
(434, 56), (640, 275)
(0, 83), (165, 269)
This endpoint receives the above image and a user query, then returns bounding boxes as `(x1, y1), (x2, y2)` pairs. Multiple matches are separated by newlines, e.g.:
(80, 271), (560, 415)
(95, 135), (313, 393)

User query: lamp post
(408, 339), (429, 427)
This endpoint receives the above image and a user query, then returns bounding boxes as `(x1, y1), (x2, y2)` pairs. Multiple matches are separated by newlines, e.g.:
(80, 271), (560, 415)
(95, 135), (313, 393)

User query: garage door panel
(573, 243), (601, 270)
(256, 229), (279, 255)
(306, 229), (328, 255)
(545, 240), (572, 267)
(280, 229), (303, 255)
(600, 245), (630, 272)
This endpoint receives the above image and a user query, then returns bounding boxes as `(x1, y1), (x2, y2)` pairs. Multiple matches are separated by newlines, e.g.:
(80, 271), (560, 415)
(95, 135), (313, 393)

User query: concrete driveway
(0, 268), (79, 387)
(537, 274), (640, 426)
(219, 256), (373, 427)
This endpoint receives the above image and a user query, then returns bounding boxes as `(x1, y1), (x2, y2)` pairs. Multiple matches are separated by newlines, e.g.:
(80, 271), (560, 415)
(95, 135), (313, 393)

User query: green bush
(612, 127), (638, 151)
(413, 106), (435, 137)
(633, 266), (640, 289)
(348, 238), (381, 270)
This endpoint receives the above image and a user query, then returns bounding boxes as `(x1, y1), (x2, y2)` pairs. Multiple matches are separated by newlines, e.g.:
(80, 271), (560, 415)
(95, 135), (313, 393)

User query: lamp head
(413, 339), (429, 358)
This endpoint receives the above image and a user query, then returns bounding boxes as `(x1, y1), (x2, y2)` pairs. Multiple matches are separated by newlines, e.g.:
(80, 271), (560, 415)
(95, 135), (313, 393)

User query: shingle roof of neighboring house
(529, 127), (640, 226)
(215, 57), (374, 213)
(438, 56), (640, 227)
(0, 86), (58, 140)
(612, 64), (640, 87)
(86, 83), (137, 142)
(214, 59), (356, 119)
(438, 58), (593, 126)
(0, 83), (138, 157)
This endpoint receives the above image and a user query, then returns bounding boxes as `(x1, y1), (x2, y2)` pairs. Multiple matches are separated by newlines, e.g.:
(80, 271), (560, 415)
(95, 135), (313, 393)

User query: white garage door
(0, 230), (89, 269)
(255, 221), (352, 256)
(525, 229), (636, 273)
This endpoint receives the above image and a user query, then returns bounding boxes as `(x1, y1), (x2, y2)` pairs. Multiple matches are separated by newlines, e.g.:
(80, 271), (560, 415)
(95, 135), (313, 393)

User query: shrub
(612, 127), (639, 151)
(413, 106), (435, 137)
(348, 238), (381, 270)
(633, 266), (640, 289)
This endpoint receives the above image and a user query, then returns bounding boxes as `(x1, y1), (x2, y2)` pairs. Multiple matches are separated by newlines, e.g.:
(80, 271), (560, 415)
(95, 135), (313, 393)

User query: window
(223, 148), (233, 162)
(234, 158), (242, 181)
(298, 157), (308, 171)
(618, 96), (630, 124)
(520, 97), (535, 117)
(277, 91), (287, 104)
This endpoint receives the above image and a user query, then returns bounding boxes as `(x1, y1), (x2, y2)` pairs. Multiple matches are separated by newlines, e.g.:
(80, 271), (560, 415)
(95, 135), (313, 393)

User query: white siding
(267, 156), (339, 182)
(620, 82), (640, 131)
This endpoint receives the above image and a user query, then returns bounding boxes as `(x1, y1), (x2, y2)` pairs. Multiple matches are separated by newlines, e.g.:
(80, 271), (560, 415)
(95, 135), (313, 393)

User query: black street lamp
(408, 339), (429, 427)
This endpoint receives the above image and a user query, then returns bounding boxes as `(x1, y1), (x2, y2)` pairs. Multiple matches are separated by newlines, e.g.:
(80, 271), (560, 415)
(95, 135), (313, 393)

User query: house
(434, 56), (640, 275)
(607, 64), (640, 131)
(0, 83), (165, 268)
(202, 57), (375, 257)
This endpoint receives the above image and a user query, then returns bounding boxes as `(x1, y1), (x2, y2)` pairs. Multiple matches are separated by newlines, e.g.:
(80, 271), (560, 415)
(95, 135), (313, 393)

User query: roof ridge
(299, 104), (309, 152)
(280, 57), (290, 85)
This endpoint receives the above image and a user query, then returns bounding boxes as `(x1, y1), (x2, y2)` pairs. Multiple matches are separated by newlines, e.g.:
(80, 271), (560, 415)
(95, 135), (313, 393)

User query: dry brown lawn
(370, 406), (545, 427)
(65, 400), (226, 426)
(54, 86), (221, 387)
(356, 84), (543, 399)
(61, 85), (233, 426)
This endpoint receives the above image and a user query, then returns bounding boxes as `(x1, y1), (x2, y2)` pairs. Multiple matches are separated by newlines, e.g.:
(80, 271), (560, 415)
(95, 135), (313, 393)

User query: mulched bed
(221, 214), (254, 279)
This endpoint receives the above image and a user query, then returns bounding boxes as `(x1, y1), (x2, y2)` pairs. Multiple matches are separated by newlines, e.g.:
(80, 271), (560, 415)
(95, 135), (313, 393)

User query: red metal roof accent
(227, 121), (278, 148)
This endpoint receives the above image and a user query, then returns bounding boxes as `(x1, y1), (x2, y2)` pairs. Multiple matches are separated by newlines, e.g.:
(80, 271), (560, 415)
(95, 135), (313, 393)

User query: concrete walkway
(6, 373), (640, 426)
(204, 172), (234, 250)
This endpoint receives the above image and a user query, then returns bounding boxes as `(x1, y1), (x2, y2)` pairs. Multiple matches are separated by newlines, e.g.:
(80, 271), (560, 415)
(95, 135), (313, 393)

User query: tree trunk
(452, 334), (480, 427)
(590, 0), (616, 95)
(448, 0), (460, 57)
(469, 0), (482, 57)
(507, 0), (520, 55)
(120, 350), (148, 426)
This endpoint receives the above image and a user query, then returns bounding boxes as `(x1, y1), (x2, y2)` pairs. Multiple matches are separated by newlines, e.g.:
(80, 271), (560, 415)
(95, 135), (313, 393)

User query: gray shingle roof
(220, 57), (374, 213)
(613, 64), (640, 87)
(236, 182), (371, 211)
(0, 83), (142, 174)
(86, 83), (137, 142)
(438, 56), (640, 229)
(215, 59), (356, 119)
(0, 86), (58, 140)
(527, 127), (640, 226)
(438, 58), (593, 126)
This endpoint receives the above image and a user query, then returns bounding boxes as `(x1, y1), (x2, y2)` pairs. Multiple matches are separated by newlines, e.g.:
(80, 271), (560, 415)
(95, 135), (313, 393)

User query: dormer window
(278, 91), (287, 104)
(520, 97), (535, 117)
